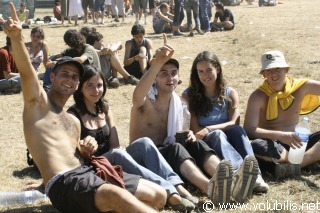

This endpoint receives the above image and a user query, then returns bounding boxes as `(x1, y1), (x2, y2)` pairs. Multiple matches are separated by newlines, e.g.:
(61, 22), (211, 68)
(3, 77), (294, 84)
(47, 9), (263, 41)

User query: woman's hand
(79, 136), (98, 158)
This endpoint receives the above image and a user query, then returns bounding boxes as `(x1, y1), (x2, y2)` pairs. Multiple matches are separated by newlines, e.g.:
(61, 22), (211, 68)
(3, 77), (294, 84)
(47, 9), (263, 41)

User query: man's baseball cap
(52, 56), (85, 78)
(164, 58), (179, 69)
(260, 50), (290, 73)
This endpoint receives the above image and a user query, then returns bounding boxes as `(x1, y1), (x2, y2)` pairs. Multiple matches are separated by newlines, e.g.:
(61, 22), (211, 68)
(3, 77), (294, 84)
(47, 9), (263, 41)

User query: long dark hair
(188, 51), (226, 116)
(73, 65), (109, 116)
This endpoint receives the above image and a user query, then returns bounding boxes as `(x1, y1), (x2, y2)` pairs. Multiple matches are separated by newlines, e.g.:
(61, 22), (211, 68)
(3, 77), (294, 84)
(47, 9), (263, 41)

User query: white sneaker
(253, 174), (269, 193)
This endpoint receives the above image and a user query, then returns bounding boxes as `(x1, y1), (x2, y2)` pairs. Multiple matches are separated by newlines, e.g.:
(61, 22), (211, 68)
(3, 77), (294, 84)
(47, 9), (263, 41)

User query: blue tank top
(183, 87), (231, 127)
(198, 87), (231, 126)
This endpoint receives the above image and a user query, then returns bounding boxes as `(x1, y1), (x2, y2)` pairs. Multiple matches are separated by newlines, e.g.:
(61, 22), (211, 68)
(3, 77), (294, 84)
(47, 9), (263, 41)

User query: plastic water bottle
(0, 190), (46, 207)
(288, 117), (311, 164)
(181, 103), (190, 131)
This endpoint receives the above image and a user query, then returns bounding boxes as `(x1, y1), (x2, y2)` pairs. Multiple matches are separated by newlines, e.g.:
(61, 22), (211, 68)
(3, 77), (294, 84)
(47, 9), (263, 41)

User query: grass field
(1, 0), (320, 212)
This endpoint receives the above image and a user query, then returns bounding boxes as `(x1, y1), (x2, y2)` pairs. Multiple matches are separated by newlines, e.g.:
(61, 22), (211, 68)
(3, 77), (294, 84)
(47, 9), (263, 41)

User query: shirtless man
(244, 50), (320, 178)
(129, 34), (257, 205)
(2, 3), (157, 213)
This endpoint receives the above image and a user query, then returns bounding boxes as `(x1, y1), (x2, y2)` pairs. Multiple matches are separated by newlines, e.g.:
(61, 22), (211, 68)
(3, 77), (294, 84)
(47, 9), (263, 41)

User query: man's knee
(135, 179), (166, 210)
(251, 139), (282, 161)
(139, 46), (147, 54)
(134, 137), (154, 147)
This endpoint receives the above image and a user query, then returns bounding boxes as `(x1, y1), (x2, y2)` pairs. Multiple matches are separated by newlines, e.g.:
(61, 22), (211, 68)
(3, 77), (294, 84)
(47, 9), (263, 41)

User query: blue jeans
(184, 0), (200, 29)
(0, 76), (21, 92)
(104, 137), (182, 196)
(199, 0), (211, 31)
(153, 19), (170, 34)
(203, 125), (255, 170)
(173, 0), (185, 26)
(43, 67), (53, 92)
(126, 137), (184, 187)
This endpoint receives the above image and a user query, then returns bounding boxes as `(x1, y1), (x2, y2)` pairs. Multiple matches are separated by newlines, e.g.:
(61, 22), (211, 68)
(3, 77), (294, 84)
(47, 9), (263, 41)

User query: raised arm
(2, 3), (44, 103)
(132, 34), (174, 108)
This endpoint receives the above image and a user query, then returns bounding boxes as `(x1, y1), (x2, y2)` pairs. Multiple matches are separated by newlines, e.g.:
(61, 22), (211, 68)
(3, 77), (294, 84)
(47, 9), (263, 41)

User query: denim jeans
(0, 76), (21, 92)
(184, 0), (200, 29)
(43, 67), (53, 92)
(153, 19), (170, 34)
(104, 137), (182, 196)
(173, 0), (185, 26)
(126, 137), (184, 187)
(203, 125), (255, 170)
(199, 0), (211, 31)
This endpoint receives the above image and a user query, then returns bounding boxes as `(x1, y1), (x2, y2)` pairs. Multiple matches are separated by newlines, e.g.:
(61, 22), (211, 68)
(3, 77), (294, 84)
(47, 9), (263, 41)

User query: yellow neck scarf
(258, 76), (320, 120)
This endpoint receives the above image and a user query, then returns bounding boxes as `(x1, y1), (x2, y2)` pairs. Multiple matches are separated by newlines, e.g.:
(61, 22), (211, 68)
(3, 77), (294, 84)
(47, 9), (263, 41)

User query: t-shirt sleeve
(82, 46), (94, 65)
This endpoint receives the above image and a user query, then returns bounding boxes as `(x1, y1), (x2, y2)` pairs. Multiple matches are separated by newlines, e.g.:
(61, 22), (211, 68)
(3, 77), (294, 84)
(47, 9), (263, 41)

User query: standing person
(124, 24), (153, 79)
(0, 36), (20, 93)
(182, 51), (269, 196)
(184, 0), (204, 36)
(94, 0), (106, 24)
(69, 0), (84, 26)
(130, 34), (258, 205)
(111, 0), (125, 22)
(244, 50), (320, 178)
(16, 2), (29, 28)
(171, 0), (185, 35)
(149, 0), (156, 16)
(1, 3), (158, 213)
(53, 0), (62, 20)
(211, 2), (234, 31)
(43, 29), (101, 91)
(199, 0), (211, 32)
(25, 26), (49, 72)
(60, 0), (72, 25)
(134, 0), (148, 24)
(67, 65), (196, 212)
(86, 30), (139, 87)
(82, 0), (95, 23)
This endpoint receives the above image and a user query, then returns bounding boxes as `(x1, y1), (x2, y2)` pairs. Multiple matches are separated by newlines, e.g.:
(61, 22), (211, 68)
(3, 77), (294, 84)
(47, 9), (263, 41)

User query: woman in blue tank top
(182, 51), (269, 195)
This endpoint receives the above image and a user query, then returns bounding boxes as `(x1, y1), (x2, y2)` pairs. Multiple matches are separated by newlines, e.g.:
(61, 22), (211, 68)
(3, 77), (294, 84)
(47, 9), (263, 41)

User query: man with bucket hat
(244, 50), (320, 178)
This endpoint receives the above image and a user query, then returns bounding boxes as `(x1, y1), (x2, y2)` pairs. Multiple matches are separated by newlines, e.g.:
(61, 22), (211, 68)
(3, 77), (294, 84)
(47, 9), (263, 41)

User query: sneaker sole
(232, 156), (259, 203)
(211, 160), (233, 205)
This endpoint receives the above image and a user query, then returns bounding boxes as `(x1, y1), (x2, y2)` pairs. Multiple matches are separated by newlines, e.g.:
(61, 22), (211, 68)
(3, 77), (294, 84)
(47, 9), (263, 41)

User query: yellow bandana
(258, 76), (320, 120)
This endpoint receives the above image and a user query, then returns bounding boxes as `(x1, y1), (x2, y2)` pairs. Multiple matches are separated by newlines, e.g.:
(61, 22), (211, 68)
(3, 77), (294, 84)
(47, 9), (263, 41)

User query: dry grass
(1, 0), (320, 212)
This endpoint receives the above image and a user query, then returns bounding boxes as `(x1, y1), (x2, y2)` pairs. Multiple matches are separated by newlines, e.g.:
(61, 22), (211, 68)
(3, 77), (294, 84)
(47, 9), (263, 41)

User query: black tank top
(68, 106), (110, 156)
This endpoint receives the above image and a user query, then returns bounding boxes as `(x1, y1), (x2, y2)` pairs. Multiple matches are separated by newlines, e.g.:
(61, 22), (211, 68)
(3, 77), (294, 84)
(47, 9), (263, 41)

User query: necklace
(86, 105), (99, 117)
